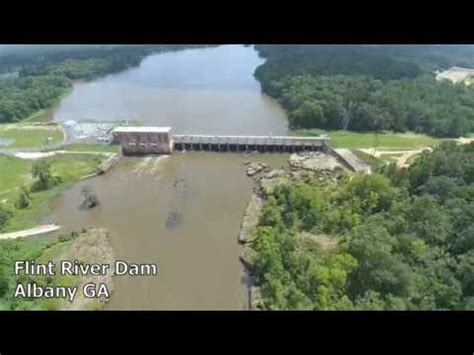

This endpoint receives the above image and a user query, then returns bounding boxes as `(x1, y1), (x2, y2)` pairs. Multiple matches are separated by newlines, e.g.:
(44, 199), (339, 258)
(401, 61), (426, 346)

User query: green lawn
(0, 153), (104, 232)
(62, 143), (119, 153)
(0, 155), (32, 196)
(0, 126), (64, 148)
(293, 129), (440, 149)
(350, 149), (386, 170)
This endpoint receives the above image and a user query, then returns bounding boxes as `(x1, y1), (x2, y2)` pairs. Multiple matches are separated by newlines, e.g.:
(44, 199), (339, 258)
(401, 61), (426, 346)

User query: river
(45, 45), (289, 310)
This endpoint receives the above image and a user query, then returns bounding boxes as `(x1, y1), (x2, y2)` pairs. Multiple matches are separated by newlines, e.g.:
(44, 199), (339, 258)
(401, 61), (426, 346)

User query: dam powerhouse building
(112, 126), (173, 154)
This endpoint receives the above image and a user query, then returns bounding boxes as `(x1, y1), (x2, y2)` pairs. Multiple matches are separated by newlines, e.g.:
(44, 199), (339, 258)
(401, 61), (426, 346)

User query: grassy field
(0, 125), (64, 148)
(351, 149), (388, 170)
(293, 129), (440, 149)
(62, 143), (119, 153)
(0, 155), (32, 196)
(0, 153), (104, 232)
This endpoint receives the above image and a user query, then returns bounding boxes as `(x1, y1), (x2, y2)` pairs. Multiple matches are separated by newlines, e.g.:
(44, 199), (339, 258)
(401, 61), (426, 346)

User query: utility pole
(371, 116), (380, 157)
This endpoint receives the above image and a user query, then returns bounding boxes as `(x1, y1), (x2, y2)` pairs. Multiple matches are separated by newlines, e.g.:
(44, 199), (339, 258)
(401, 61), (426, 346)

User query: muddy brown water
(46, 153), (288, 309)
(44, 45), (290, 309)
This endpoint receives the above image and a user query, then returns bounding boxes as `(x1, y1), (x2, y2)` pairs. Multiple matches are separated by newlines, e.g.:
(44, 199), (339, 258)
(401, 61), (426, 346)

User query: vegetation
(0, 45), (209, 124)
(31, 160), (59, 192)
(295, 129), (439, 149)
(0, 233), (77, 310)
(0, 125), (64, 148)
(251, 142), (474, 310)
(0, 154), (104, 232)
(254, 45), (474, 138)
(61, 143), (118, 153)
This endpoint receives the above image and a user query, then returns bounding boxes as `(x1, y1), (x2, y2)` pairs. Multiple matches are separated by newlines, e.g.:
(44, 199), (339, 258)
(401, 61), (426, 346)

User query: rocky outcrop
(240, 242), (258, 271)
(61, 228), (115, 310)
(250, 286), (264, 310)
(259, 169), (290, 195)
(238, 194), (263, 244)
(79, 186), (100, 210)
(245, 161), (267, 177)
(289, 151), (342, 172)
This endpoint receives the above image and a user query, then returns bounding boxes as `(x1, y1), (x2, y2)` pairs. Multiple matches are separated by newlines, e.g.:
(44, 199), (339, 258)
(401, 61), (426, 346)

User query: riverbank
(238, 151), (351, 309)
(0, 153), (109, 233)
(22, 86), (74, 123)
(37, 228), (116, 310)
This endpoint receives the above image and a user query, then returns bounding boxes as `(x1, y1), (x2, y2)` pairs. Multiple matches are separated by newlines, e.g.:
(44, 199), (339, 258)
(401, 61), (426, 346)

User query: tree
(15, 190), (29, 209)
(0, 266), (9, 298)
(348, 222), (412, 299)
(31, 160), (54, 192)
(0, 206), (12, 231)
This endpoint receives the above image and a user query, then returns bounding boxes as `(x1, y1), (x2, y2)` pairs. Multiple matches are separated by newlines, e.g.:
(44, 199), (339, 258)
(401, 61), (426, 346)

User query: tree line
(0, 45), (209, 123)
(251, 142), (474, 310)
(254, 45), (474, 137)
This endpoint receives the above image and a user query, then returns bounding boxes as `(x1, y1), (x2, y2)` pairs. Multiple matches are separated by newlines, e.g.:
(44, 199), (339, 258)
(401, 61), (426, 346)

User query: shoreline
(22, 86), (74, 123)
(237, 150), (354, 310)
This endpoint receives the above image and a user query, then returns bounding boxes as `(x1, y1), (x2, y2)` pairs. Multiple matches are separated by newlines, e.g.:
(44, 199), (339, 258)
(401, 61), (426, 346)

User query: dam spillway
(112, 126), (329, 155)
(173, 134), (328, 153)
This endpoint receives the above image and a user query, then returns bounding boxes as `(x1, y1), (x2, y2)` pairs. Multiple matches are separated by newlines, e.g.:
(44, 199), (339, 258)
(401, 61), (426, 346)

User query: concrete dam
(111, 126), (369, 173)
(111, 126), (329, 155)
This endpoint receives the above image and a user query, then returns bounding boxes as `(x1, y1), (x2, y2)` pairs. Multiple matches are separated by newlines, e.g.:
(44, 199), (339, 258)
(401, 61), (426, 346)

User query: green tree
(15, 189), (29, 209)
(0, 206), (12, 231)
(31, 160), (54, 192)
(0, 266), (9, 298)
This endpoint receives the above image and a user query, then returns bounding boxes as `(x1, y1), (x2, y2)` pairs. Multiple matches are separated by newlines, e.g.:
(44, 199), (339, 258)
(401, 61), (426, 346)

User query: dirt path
(359, 148), (432, 168)
(396, 150), (425, 168)
(0, 224), (60, 240)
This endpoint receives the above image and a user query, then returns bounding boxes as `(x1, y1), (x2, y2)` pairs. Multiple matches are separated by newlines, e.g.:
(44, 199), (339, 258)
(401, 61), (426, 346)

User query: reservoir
(45, 45), (289, 309)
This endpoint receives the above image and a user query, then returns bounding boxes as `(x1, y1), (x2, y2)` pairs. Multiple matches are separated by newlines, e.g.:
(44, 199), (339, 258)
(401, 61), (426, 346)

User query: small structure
(112, 126), (173, 155)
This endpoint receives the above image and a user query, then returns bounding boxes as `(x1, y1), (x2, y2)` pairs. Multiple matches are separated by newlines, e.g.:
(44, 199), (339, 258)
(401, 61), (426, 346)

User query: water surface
(46, 45), (290, 309)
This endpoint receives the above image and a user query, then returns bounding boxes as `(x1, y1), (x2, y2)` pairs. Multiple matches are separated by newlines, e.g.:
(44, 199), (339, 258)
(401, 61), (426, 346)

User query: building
(112, 126), (173, 155)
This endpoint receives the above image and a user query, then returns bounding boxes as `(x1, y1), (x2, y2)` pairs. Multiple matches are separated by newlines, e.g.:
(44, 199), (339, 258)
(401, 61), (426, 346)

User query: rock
(238, 195), (263, 244)
(260, 169), (290, 195)
(250, 286), (264, 310)
(61, 228), (115, 310)
(240, 243), (258, 270)
(289, 152), (341, 172)
(79, 186), (100, 210)
(245, 162), (267, 177)
(165, 210), (183, 229)
(263, 169), (285, 179)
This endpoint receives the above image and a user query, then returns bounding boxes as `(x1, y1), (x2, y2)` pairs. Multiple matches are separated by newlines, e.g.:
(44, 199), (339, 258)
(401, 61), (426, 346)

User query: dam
(112, 126), (329, 154)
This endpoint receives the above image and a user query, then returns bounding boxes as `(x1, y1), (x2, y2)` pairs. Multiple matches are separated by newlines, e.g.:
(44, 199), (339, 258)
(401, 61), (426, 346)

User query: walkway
(0, 224), (61, 240)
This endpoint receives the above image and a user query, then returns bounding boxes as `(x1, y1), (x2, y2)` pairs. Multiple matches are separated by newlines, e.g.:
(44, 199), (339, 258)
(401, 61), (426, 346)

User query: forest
(251, 142), (474, 310)
(254, 45), (474, 137)
(0, 45), (206, 123)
